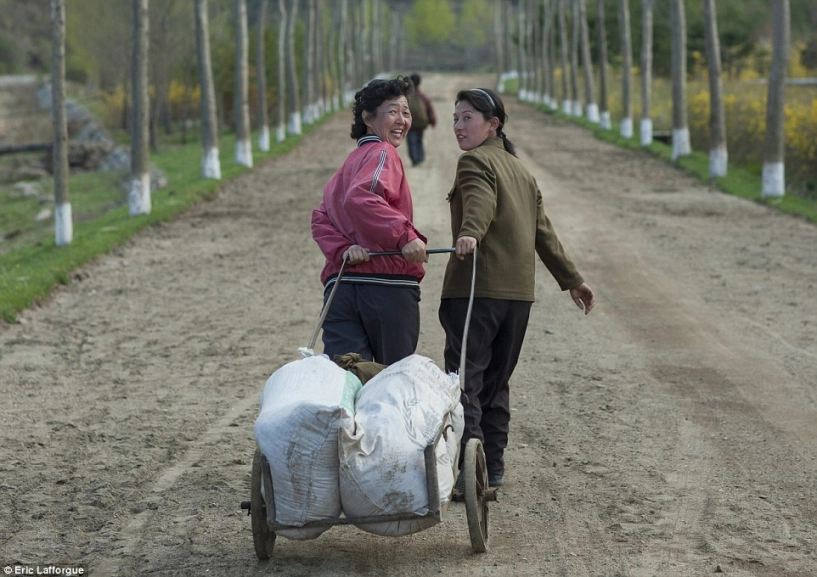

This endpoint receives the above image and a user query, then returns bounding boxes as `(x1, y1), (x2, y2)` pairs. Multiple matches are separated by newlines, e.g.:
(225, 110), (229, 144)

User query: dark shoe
(488, 474), (504, 488)
(454, 471), (465, 492)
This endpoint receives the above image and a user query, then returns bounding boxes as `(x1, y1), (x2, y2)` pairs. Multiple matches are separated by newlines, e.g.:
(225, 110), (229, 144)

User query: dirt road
(2, 73), (815, 576)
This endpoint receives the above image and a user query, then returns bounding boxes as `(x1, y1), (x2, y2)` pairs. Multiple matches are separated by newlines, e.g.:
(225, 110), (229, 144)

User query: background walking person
(406, 73), (437, 167)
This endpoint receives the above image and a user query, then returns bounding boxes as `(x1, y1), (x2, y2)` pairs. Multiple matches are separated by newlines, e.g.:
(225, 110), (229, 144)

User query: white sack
(254, 354), (361, 540)
(339, 354), (463, 536)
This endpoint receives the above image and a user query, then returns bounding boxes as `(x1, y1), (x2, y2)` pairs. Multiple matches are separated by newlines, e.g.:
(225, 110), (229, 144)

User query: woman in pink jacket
(311, 77), (428, 364)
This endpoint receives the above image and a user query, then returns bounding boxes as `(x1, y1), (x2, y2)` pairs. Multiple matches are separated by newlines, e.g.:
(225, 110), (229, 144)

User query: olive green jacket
(441, 137), (584, 301)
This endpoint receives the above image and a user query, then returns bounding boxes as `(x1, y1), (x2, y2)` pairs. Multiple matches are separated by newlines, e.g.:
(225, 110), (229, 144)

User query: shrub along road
(1, 73), (815, 576)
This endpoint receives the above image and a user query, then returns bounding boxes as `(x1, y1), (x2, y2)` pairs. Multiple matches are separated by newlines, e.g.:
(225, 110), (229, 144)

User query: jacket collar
(478, 136), (505, 150)
(357, 135), (382, 147)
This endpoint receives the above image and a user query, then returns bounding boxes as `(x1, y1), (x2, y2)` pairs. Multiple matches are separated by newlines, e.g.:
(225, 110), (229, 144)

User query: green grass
(0, 122), (326, 323)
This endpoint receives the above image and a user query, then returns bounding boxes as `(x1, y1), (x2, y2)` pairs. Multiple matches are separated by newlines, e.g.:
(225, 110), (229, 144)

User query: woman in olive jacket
(441, 88), (595, 489)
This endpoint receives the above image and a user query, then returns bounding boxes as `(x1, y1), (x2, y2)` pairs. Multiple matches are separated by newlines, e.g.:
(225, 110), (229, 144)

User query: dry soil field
(1, 73), (815, 576)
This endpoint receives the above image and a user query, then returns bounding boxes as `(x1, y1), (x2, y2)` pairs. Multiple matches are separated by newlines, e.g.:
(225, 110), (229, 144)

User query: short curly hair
(350, 76), (414, 140)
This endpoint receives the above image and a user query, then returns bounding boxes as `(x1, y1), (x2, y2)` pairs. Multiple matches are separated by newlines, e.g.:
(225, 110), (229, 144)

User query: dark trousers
(439, 298), (532, 477)
(407, 129), (425, 166)
(321, 283), (421, 365)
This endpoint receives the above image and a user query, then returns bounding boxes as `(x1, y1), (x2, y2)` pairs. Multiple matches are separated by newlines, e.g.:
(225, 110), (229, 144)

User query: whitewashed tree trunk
(517, 2), (528, 101)
(557, 0), (570, 114)
(302, 0), (315, 124)
(494, 0), (504, 90)
(569, 0), (581, 116)
(618, 0), (633, 138)
(276, 0), (287, 142)
(130, 0), (151, 216)
(286, 0), (302, 135)
(541, 0), (553, 107)
(670, 0), (690, 161)
(256, 0), (270, 151)
(596, 0), (611, 129)
(547, 0), (557, 108)
(703, 0), (727, 178)
(640, 0), (654, 146)
(195, 0), (221, 178)
(577, 0), (597, 122)
(51, 0), (72, 246)
(762, 0), (790, 198)
(234, 0), (252, 167)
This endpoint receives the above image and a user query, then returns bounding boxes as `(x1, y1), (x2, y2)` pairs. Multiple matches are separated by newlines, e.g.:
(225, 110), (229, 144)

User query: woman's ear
(362, 110), (373, 128)
(490, 117), (501, 132)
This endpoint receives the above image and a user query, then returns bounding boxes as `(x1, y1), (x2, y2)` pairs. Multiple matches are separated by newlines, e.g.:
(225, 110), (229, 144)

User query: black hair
(455, 87), (517, 156)
(410, 73), (421, 87)
(350, 76), (414, 140)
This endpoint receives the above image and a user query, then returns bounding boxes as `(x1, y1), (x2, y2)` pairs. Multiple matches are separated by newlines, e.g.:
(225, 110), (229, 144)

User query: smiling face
(364, 97), (412, 147)
(453, 99), (499, 152)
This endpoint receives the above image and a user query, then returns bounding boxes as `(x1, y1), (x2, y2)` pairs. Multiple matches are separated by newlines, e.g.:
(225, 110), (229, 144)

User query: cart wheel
(251, 448), (276, 560)
(463, 438), (489, 553)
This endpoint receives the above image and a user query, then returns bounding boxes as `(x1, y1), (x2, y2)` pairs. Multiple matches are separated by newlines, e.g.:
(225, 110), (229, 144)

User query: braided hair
(455, 87), (517, 156)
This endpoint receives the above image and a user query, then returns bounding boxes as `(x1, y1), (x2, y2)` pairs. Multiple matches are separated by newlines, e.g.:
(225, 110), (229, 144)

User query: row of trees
(49, 0), (407, 246)
(499, 0), (796, 199)
(45, 0), (809, 247)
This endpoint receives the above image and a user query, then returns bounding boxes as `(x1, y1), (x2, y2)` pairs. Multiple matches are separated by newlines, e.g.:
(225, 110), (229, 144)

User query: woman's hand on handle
(455, 236), (478, 261)
(402, 238), (429, 263)
(343, 245), (370, 265)
(569, 282), (595, 315)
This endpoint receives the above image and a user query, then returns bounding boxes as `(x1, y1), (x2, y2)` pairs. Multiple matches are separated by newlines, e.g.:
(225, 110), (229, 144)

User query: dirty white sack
(339, 354), (463, 536)
(254, 353), (361, 540)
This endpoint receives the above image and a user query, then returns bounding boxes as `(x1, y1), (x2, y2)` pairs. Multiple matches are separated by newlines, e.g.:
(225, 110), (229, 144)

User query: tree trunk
(51, 0), (72, 246)
(130, 0), (151, 216)
(703, 0), (727, 179)
(276, 0), (287, 142)
(596, 0), (610, 129)
(640, 0), (653, 146)
(234, 0), (252, 167)
(557, 0), (570, 114)
(494, 0), (504, 90)
(529, 0), (540, 102)
(569, 0), (580, 115)
(762, 0), (790, 198)
(257, 0), (270, 151)
(286, 0), (302, 135)
(547, 0), (557, 109)
(517, 2), (528, 101)
(577, 0), (597, 122)
(540, 0), (553, 108)
(670, 0), (690, 160)
(302, 0), (315, 124)
(618, 0), (633, 138)
(195, 0), (220, 178)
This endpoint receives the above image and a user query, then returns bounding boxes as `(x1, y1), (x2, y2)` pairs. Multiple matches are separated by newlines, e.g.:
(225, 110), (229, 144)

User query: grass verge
(537, 106), (817, 225)
(0, 122), (326, 323)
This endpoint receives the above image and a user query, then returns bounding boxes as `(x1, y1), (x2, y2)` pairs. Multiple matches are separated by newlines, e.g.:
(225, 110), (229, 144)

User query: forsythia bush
(686, 82), (817, 187)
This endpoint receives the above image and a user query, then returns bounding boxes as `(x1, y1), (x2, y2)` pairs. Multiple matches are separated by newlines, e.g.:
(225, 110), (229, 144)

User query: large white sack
(339, 354), (463, 536)
(254, 354), (361, 540)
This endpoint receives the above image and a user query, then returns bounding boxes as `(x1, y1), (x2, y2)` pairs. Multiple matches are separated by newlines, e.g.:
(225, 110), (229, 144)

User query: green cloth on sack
(333, 353), (387, 385)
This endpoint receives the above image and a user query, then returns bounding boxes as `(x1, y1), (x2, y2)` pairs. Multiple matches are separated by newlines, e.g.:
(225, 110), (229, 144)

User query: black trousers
(321, 283), (421, 365)
(439, 298), (532, 478)
(407, 129), (425, 165)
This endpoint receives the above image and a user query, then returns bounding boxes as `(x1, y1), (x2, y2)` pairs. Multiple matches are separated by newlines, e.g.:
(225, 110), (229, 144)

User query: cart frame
(243, 248), (494, 556)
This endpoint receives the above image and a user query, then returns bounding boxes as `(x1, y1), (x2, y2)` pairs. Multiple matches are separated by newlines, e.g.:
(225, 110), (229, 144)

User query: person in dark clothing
(406, 73), (437, 167)
(442, 88), (595, 490)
